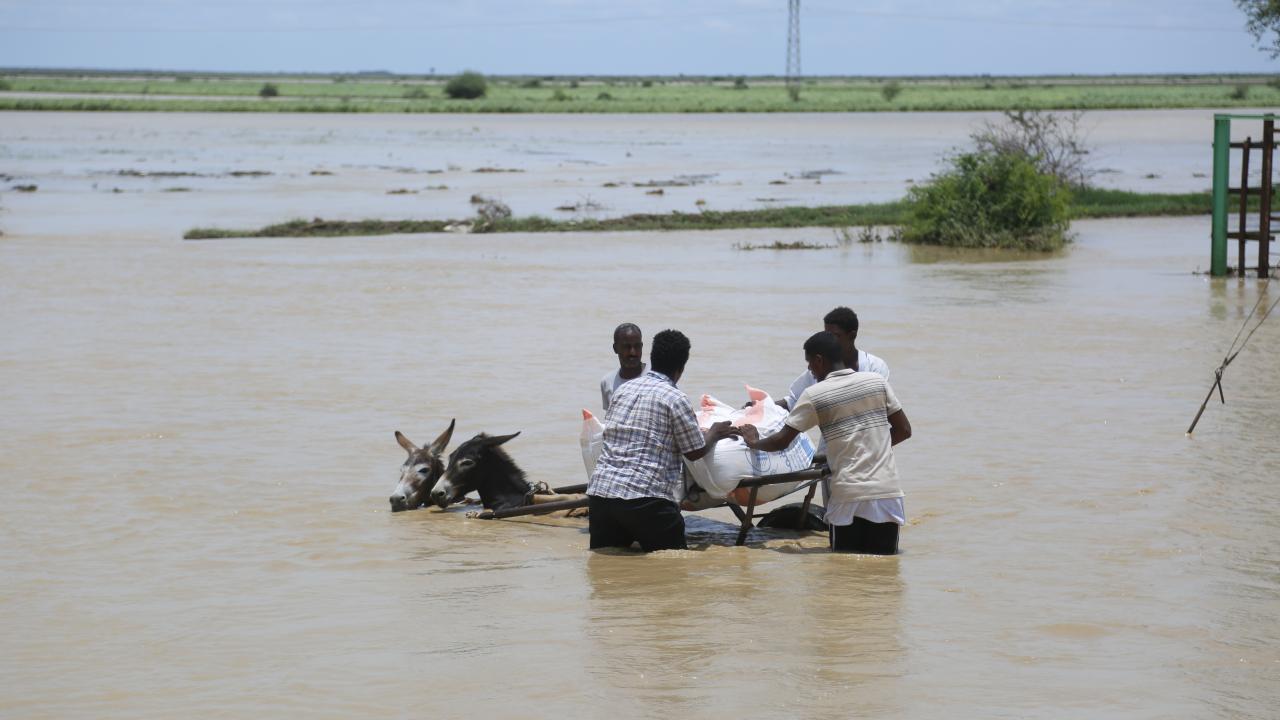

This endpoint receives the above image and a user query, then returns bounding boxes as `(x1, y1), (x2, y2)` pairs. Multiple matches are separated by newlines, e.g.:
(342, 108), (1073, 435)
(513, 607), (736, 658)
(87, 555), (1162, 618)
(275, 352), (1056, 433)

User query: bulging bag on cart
(578, 386), (815, 509)
(682, 386), (815, 507)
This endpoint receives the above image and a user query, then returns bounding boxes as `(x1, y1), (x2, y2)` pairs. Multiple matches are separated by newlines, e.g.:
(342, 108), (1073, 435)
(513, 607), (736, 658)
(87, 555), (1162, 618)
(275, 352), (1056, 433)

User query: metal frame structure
(1211, 113), (1277, 278)
(478, 465), (829, 547)
(786, 0), (801, 92)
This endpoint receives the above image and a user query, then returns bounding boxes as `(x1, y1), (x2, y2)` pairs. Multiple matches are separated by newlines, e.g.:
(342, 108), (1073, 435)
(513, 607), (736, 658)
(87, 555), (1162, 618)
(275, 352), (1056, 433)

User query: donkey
(390, 419), (455, 512)
(427, 431), (586, 512)
(429, 432), (535, 511)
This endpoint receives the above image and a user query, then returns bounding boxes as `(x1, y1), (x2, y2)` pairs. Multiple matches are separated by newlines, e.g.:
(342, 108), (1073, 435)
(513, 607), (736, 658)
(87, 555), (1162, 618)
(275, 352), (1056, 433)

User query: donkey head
(430, 431), (525, 510)
(390, 419), (455, 512)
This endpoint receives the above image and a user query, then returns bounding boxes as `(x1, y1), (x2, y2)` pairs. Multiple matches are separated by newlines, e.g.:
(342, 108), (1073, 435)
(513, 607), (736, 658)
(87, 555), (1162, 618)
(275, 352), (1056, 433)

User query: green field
(3, 71), (1279, 113)
(184, 189), (1223, 240)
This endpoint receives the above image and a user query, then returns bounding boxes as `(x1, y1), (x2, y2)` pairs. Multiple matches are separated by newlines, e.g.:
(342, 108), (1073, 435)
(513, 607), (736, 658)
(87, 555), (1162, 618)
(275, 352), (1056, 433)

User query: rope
(1187, 256), (1280, 434)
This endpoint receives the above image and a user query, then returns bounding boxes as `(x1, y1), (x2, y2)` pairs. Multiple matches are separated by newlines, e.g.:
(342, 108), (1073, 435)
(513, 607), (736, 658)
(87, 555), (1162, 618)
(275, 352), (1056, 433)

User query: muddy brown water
(2, 111), (1279, 718)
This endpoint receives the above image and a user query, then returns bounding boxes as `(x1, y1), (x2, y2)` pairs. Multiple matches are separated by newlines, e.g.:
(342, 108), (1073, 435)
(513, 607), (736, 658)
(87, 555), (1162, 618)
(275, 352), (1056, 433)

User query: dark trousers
(588, 495), (687, 552)
(830, 516), (900, 555)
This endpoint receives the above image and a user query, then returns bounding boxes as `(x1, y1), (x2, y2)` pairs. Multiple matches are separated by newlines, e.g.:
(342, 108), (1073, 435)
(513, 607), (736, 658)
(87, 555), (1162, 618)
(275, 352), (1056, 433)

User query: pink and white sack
(578, 385), (815, 510)
(682, 385), (815, 509)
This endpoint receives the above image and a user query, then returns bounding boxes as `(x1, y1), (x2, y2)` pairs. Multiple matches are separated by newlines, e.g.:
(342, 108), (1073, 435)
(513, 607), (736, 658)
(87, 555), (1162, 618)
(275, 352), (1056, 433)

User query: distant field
(2, 71), (1279, 112)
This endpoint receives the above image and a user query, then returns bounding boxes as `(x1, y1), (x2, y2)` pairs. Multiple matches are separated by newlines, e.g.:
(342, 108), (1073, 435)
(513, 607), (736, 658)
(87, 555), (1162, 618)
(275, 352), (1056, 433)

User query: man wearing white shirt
(740, 331), (912, 555)
(600, 323), (645, 411)
(781, 306), (889, 410)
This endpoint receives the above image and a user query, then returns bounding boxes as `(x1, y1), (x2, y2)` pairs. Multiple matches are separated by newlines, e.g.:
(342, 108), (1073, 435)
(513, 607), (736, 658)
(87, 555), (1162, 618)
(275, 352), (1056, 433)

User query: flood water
(2, 111), (1279, 718)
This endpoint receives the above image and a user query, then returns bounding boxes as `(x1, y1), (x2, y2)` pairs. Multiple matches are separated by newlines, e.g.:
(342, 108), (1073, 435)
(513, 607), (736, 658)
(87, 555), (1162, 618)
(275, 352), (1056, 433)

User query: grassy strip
(4, 74), (1280, 113)
(1069, 187), (1220, 218)
(184, 191), (1222, 240)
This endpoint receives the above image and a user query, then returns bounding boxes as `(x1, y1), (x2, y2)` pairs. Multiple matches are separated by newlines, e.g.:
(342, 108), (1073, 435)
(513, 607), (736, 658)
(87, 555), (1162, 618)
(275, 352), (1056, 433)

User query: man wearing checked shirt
(587, 329), (737, 551)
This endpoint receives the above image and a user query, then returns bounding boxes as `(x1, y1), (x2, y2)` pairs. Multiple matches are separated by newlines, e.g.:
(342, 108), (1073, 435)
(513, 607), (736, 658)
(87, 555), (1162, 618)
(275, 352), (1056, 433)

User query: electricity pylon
(786, 0), (801, 96)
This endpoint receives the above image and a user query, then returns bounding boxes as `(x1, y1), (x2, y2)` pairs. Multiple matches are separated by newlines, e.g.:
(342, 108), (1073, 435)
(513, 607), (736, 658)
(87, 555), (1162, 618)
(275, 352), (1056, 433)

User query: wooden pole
(475, 496), (590, 520)
(1260, 118), (1274, 278)
(1240, 137), (1251, 274)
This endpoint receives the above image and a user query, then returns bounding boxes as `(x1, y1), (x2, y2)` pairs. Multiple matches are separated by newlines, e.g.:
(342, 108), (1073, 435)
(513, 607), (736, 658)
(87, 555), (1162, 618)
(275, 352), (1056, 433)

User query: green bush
(552, 89), (571, 102)
(444, 71), (487, 99)
(903, 150), (1072, 251)
(596, 91), (613, 101)
(258, 83), (279, 98)
(0, 78), (11, 91)
(733, 77), (748, 90)
(1230, 83), (1250, 100)
(881, 81), (902, 102)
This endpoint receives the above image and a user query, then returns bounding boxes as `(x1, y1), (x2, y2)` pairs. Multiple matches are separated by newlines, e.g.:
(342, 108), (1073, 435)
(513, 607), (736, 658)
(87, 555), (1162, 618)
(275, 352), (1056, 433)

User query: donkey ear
(483, 431), (521, 447)
(395, 431), (418, 453)
(428, 418), (456, 455)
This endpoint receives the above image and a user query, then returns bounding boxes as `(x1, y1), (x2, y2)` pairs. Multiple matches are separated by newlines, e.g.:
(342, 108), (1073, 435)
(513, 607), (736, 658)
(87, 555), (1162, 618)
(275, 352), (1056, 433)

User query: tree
(444, 71), (487, 100)
(970, 110), (1093, 188)
(1237, 0), (1280, 57)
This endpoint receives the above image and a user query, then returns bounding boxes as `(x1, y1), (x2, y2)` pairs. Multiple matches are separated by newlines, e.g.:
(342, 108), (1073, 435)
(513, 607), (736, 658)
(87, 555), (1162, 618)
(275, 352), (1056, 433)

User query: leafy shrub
(552, 89), (571, 102)
(444, 71), (487, 99)
(1230, 83), (1250, 99)
(641, 80), (653, 88)
(881, 81), (902, 102)
(733, 77), (748, 90)
(258, 83), (279, 98)
(569, 79), (579, 89)
(596, 91), (613, 101)
(903, 150), (1072, 251)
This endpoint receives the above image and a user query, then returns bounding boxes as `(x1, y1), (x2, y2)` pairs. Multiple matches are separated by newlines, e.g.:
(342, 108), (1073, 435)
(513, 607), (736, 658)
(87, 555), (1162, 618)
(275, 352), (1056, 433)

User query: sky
(1, 0), (1277, 76)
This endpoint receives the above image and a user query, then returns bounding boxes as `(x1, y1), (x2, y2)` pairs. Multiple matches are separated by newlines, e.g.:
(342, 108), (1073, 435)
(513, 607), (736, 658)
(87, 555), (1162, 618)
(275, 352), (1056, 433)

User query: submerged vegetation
(183, 190), (1217, 241)
(3, 71), (1280, 113)
(903, 151), (1072, 251)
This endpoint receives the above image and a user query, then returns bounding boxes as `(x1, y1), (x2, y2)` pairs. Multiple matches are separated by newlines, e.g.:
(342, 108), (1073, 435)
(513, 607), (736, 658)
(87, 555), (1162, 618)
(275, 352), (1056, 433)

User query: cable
(1187, 253), (1280, 434)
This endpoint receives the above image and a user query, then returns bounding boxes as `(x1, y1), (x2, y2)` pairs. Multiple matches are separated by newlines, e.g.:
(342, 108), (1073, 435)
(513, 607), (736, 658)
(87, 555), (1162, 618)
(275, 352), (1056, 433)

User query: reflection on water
(2, 114), (1279, 718)
(584, 550), (905, 717)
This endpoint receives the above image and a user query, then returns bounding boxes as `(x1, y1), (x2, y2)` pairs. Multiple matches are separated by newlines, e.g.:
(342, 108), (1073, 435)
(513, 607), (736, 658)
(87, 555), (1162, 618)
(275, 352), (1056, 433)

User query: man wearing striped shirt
(780, 306), (889, 411)
(740, 331), (912, 554)
(587, 329), (737, 552)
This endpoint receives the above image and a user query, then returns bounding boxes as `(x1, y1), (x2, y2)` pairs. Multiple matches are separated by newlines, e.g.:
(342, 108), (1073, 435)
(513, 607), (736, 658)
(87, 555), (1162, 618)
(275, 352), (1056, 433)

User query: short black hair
(823, 306), (859, 335)
(650, 329), (690, 377)
(613, 323), (641, 342)
(803, 331), (842, 366)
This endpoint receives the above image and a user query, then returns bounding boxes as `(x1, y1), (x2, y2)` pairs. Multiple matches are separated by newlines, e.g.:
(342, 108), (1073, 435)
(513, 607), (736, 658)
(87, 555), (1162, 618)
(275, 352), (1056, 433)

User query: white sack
(578, 385), (815, 509)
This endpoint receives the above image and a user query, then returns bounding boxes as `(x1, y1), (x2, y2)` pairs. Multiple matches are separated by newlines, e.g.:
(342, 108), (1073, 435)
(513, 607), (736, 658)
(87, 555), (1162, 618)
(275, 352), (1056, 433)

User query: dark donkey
(390, 419), (455, 511)
(430, 432), (586, 513)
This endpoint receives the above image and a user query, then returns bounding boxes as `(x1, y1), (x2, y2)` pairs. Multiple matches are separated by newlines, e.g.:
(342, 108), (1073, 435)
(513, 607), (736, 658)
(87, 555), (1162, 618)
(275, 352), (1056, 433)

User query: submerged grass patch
(182, 190), (1217, 241)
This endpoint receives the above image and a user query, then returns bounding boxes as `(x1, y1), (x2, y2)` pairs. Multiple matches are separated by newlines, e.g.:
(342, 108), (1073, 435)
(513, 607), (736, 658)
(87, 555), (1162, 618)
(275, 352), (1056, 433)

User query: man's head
(822, 306), (859, 361)
(650, 329), (691, 382)
(803, 331), (844, 382)
(612, 323), (644, 372)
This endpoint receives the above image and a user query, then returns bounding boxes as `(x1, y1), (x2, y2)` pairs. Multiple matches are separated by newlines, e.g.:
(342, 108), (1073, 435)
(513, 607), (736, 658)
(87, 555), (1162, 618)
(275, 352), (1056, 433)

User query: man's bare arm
(889, 409), (912, 446)
(739, 423), (801, 453)
(684, 421), (738, 461)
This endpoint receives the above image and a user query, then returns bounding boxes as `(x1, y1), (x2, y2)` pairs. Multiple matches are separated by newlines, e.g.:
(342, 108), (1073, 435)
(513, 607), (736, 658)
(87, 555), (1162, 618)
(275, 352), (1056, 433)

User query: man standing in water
(781, 306), (889, 410)
(601, 323), (645, 411)
(587, 329), (736, 551)
(740, 331), (911, 554)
